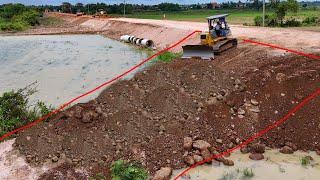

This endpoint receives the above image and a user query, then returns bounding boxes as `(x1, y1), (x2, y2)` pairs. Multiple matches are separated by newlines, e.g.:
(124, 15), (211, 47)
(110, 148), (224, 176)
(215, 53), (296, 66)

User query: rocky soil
(13, 44), (320, 179)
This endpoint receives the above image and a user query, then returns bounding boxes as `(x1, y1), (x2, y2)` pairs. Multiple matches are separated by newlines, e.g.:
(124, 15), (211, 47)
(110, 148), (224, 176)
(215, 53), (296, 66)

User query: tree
(158, 3), (181, 11)
(61, 2), (71, 13)
(275, 0), (299, 24)
(0, 3), (26, 19)
(75, 3), (84, 12)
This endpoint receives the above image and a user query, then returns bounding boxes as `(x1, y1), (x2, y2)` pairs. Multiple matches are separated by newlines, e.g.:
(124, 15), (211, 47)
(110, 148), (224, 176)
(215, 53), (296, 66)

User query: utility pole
(262, 0), (265, 27)
(123, 0), (126, 17)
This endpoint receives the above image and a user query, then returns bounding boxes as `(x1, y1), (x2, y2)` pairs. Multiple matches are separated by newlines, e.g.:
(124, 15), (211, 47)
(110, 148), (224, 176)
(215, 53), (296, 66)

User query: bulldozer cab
(207, 14), (231, 38)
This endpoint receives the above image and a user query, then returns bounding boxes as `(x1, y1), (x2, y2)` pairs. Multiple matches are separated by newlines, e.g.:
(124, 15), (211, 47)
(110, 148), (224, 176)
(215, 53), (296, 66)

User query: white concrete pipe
(120, 35), (154, 48)
(120, 35), (132, 43)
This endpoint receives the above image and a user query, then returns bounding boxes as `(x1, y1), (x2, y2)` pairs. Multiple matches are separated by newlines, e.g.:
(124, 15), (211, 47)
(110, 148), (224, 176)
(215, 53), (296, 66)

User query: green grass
(110, 160), (148, 180)
(156, 51), (182, 62)
(123, 8), (320, 25)
(301, 156), (311, 166)
(243, 168), (255, 178)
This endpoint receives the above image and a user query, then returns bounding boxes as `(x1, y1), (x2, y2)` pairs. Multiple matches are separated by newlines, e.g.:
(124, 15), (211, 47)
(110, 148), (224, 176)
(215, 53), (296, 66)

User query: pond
(0, 35), (149, 106)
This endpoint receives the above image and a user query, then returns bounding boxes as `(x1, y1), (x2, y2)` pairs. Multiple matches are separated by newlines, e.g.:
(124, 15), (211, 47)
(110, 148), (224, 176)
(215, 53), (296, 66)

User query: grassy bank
(0, 85), (53, 137)
(124, 9), (320, 25)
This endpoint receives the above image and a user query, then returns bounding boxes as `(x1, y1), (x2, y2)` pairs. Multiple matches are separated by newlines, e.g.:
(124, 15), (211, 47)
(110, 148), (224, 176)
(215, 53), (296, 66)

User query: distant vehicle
(76, 12), (84, 16)
(93, 9), (107, 18)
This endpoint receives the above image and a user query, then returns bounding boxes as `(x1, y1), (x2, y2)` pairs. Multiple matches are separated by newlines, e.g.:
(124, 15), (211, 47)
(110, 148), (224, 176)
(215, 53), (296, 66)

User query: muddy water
(0, 35), (148, 106)
(173, 150), (320, 180)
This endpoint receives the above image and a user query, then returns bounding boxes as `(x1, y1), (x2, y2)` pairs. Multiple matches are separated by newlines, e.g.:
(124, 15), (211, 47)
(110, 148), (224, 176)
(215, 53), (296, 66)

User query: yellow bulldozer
(182, 14), (237, 60)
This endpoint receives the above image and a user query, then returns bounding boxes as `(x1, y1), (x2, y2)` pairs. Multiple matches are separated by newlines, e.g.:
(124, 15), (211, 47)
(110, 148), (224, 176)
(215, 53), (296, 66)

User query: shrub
(254, 16), (263, 26)
(302, 16), (319, 25)
(265, 14), (279, 27)
(14, 10), (40, 26)
(0, 85), (53, 137)
(110, 160), (148, 180)
(283, 18), (301, 27)
(0, 21), (28, 31)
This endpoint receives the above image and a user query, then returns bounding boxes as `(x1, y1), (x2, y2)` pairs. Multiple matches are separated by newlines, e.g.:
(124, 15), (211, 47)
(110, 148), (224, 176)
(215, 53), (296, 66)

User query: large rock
(251, 143), (265, 154)
(193, 140), (211, 151)
(183, 137), (193, 151)
(222, 159), (234, 166)
(249, 153), (264, 160)
(276, 73), (286, 83)
(81, 111), (98, 123)
(285, 142), (298, 151)
(279, 146), (294, 154)
(74, 106), (83, 118)
(183, 156), (195, 166)
(200, 149), (212, 164)
(240, 147), (250, 154)
(250, 99), (259, 106)
(193, 155), (203, 163)
(152, 167), (172, 180)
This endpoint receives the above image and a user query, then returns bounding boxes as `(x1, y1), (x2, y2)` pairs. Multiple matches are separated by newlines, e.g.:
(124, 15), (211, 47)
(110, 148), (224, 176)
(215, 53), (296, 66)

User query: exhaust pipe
(120, 35), (154, 48)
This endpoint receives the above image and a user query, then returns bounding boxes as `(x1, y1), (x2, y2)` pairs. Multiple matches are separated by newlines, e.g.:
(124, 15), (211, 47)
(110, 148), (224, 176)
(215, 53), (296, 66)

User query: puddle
(0, 35), (149, 106)
(173, 150), (320, 180)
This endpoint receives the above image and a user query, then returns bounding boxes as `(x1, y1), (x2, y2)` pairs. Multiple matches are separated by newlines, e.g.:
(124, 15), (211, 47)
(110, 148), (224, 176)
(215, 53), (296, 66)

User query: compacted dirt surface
(13, 43), (320, 179)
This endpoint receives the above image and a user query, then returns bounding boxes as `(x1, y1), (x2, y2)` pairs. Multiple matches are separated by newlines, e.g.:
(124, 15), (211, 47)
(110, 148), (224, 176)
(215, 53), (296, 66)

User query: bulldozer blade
(182, 45), (214, 60)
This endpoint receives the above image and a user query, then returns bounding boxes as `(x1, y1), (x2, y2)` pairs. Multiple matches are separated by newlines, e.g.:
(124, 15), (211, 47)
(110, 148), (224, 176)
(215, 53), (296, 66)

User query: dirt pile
(202, 55), (320, 153)
(14, 57), (236, 177)
(13, 46), (320, 178)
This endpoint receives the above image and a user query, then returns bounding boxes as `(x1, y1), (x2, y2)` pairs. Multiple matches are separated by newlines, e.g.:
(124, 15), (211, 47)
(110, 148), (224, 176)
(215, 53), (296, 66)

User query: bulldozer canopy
(206, 14), (229, 20)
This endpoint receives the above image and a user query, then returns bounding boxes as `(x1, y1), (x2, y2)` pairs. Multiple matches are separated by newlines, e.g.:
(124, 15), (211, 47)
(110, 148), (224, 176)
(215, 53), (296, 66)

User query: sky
(0, 0), (314, 5)
(0, 0), (242, 6)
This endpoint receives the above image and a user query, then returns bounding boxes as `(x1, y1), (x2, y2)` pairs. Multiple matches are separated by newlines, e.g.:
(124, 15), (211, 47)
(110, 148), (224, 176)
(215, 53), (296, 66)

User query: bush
(302, 16), (319, 25)
(14, 10), (40, 26)
(0, 21), (28, 31)
(265, 14), (279, 27)
(0, 85), (53, 137)
(110, 160), (148, 180)
(283, 18), (301, 27)
(254, 16), (263, 26)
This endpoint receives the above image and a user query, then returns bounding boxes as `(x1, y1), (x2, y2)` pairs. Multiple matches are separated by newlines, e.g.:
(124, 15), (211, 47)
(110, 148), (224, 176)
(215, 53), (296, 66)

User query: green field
(125, 9), (320, 25)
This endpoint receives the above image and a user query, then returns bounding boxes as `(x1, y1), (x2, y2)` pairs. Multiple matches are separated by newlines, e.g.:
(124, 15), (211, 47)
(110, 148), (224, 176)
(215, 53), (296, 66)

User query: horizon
(0, 0), (318, 6)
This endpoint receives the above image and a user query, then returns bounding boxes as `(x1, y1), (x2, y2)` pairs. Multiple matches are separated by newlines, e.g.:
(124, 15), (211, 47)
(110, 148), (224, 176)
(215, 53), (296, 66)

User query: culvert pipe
(120, 35), (154, 48)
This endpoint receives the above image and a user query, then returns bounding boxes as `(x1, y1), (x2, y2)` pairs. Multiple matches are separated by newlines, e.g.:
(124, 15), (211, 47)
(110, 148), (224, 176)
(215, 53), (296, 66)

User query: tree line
(37, 1), (309, 15)
(0, 3), (41, 31)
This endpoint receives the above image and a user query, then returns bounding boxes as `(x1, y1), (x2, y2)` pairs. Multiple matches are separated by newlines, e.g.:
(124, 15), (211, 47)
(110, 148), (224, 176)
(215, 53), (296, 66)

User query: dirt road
(18, 13), (320, 54)
(112, 18), (320, 53)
